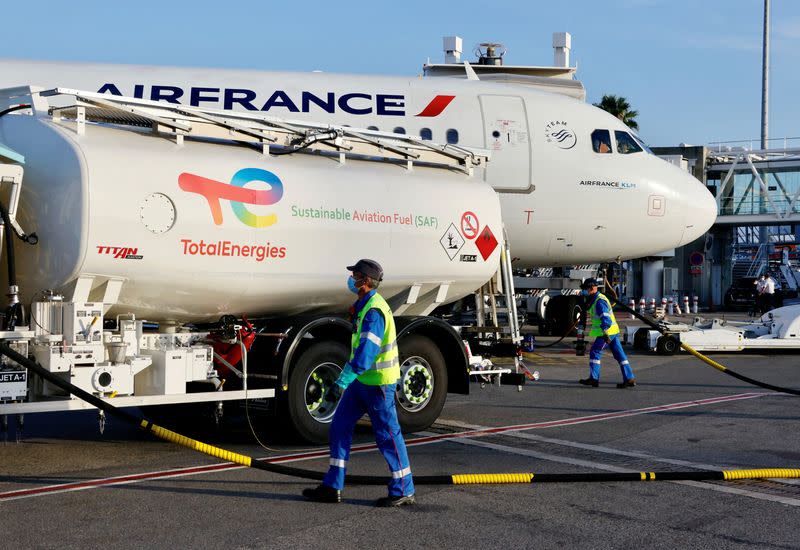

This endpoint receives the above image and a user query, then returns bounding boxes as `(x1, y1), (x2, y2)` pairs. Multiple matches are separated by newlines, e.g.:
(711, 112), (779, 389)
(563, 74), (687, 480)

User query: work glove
(325, 363), (357, 403)
(602, 331), (611, 345)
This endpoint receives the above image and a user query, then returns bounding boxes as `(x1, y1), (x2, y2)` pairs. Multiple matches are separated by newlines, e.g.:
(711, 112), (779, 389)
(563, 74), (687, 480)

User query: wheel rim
(304, 362), (342, 423)
(396, 356), (434, 413)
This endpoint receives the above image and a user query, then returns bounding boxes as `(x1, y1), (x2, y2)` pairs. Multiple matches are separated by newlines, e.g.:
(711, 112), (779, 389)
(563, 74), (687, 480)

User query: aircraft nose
(681, 177), (717, 245)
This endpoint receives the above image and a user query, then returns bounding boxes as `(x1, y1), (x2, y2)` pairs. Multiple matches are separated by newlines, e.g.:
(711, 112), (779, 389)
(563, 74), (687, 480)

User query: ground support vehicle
(631, 305), (800, 354)
(0, 87), (513, 442)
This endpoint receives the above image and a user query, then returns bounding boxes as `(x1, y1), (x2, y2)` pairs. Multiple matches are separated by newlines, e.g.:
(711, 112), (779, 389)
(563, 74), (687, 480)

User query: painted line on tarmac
(449, 437), (800, 507)
(439, 417), (800, 506)
(0, 392), (768, 502)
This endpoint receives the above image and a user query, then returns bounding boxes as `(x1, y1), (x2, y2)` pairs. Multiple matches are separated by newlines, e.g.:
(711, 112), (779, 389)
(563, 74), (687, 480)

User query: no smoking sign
(461, 211), (479, 240)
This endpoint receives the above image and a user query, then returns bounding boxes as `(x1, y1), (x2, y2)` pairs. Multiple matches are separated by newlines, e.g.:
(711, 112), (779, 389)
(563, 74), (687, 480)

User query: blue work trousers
(589, 335), (634, 381)
(323, 380), (414, 497)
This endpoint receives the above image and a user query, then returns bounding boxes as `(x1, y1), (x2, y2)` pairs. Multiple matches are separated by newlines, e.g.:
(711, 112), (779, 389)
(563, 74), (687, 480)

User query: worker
(761, 273), (776, 313)
(578, 278), (636, 388)
(303, 259), (415, 507)
(754, 275), (767, 314)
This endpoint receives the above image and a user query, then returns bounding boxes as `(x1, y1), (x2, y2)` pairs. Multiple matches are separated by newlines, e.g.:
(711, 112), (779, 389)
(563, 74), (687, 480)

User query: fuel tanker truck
(0, 87), (507, 442)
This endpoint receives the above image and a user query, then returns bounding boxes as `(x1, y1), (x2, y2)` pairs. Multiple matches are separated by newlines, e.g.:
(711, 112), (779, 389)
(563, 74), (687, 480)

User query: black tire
(656, 335), (678, 356)
(633, 328), (650, 351)
(544, 295), (583, 337)
(286, 340), (348, 444)
(395, 335), (448, 433)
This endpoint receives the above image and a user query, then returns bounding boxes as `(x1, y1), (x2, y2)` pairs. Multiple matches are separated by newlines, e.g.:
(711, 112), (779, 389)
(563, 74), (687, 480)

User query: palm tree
(593, 95), (639, 131)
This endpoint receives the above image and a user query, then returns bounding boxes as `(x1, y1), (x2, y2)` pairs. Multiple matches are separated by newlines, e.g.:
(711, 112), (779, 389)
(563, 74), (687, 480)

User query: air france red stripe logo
(415, 95), (456, 117)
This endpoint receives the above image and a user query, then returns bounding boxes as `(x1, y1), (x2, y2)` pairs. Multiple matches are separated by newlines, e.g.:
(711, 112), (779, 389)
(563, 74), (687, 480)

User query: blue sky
(2, 0), (798, 146)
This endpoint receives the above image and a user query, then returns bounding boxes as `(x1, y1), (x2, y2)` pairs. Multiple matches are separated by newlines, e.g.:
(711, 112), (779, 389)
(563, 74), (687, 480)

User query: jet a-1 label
(0, 371), (26, 383)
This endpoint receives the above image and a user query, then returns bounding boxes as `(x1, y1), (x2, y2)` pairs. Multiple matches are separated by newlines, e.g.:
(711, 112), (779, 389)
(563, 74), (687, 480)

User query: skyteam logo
(544, 120), (577, 149)
(178, 168), (284, 228)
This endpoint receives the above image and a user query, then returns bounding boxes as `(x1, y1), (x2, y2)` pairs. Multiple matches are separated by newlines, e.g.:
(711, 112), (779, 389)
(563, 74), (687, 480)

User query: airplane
(0, 58), (717, 267)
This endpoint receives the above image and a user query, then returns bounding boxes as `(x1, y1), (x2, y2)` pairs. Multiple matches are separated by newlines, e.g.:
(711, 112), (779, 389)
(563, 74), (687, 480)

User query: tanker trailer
(0, 87), (505, 442)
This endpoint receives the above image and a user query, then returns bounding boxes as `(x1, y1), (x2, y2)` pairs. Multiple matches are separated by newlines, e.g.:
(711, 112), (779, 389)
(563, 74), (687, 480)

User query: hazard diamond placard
(475, 225), (498, 260)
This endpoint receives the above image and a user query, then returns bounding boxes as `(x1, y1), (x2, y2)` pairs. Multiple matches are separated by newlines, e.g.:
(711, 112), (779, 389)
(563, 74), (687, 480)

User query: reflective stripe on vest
(350, 292), (400, 386)
(588, 293), (620, 338)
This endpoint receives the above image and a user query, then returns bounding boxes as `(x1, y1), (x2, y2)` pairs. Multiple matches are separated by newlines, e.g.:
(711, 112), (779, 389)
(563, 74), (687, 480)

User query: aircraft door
(478, 95), (531, 191)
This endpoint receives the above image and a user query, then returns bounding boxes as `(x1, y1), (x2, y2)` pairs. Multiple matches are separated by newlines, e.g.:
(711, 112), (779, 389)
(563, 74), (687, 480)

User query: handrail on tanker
(0, 86), (490, 175)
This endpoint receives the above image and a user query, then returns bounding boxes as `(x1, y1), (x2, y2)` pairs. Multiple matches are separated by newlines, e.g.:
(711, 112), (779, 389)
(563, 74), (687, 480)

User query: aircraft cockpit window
(420, 128), (433, 141)
(591, 129), (612, 154)
(631, 133), (654, 154)
(615, 131), (643, 155)
(446, 129), (459, 144)
(394, 127), (406, 135)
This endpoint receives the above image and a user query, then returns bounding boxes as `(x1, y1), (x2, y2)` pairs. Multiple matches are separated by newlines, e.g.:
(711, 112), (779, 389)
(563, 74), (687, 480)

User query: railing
(719, 195), (800, 217)
(708, 137), (800, 153)
(0, 86), (490, 175)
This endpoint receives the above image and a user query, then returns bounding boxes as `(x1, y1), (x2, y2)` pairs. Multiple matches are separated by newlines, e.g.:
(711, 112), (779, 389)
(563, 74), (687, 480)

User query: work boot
(616, 379), (636, 389)
(578, 377), (599, 387)
(376, 494), (416, 507)
(302, 484), (341, 503)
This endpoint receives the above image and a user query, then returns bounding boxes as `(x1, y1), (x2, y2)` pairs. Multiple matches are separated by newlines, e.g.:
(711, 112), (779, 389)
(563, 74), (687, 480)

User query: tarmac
(1, 316), (799, 549)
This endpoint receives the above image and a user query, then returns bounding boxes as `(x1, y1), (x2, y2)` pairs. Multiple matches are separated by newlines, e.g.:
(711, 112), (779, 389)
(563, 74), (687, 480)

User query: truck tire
(656, 335), (679, 356)
(633, 328), (650, 351)
(287, 340), (348, 444)
(395, 335), (447, 433)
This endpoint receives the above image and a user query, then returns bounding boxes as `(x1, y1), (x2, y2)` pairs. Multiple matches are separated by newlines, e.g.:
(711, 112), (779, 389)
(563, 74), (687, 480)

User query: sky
(2, 0), (798, 147)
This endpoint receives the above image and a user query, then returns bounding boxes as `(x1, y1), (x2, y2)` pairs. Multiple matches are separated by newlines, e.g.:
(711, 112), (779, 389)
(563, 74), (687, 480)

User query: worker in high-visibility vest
(578, 278), (636, 388)
(303, 259), (415, 507)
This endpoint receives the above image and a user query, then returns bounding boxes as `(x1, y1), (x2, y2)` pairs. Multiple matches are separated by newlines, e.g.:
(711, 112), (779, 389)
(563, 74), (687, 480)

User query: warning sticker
(440, 223), (465, 261)
(461, 211), (479, 240)
(475, 226), (498, 260)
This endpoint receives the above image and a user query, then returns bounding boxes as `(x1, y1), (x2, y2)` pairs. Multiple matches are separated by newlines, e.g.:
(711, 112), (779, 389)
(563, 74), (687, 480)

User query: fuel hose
(2, 341), (798, 485)
(611, 299), (800, 396)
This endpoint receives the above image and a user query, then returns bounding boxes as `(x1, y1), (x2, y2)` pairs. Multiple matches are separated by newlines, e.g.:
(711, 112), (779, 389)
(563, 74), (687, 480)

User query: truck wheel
(656, 335), (678, 356)
(287, 340), (347, 444)
(395, 335), (447, 433)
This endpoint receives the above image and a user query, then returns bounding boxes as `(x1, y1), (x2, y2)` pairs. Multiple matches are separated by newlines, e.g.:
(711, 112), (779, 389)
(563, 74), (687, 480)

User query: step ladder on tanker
(462, 235), (532, 389)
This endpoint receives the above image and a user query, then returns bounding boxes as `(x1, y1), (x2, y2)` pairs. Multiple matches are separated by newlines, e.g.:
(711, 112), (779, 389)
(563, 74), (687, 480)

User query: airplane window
(394, 127), (406, 135)
(591, 129), (612, 154)
(446, 129), (459, 144)
(367, 125), (379, 131)
(631, 133), (654, 154)
(615, 131), (643, 155)
(420, 128), (433, 141)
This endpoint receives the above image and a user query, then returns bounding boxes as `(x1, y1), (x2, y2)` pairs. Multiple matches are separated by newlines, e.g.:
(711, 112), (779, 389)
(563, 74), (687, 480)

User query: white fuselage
(0, 59), (717, 266)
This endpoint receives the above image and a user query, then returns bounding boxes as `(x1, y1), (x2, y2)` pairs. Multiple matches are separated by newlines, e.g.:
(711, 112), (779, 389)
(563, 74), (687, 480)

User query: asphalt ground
(1, 333), (800, 549)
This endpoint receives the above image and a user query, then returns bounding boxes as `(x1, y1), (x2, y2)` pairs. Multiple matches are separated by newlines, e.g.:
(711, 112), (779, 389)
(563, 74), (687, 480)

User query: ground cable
(2, 341), (798, 485)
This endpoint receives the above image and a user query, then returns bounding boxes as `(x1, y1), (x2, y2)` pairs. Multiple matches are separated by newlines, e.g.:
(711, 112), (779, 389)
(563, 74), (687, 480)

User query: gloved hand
(336, 363), (357, 388)
(325, 383), (342, 403)
(602, 331), (611, 345)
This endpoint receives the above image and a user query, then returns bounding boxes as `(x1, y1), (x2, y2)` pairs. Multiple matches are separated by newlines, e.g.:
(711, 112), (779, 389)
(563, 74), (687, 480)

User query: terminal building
(644, 143), (800, 310)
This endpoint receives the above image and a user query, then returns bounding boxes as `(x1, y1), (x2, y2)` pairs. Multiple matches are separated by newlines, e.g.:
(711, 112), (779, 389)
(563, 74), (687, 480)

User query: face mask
(347, 276), (360, 294)
(580, 289), (589, 296)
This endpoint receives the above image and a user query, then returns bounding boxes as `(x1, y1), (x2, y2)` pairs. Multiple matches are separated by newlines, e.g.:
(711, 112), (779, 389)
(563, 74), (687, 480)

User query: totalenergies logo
(178, 168), (284, 228)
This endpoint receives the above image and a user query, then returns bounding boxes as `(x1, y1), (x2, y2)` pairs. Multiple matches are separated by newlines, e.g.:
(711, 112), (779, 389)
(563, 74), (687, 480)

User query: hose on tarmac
(610, 299), (800, 397)
(2, 341), (799, 485)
